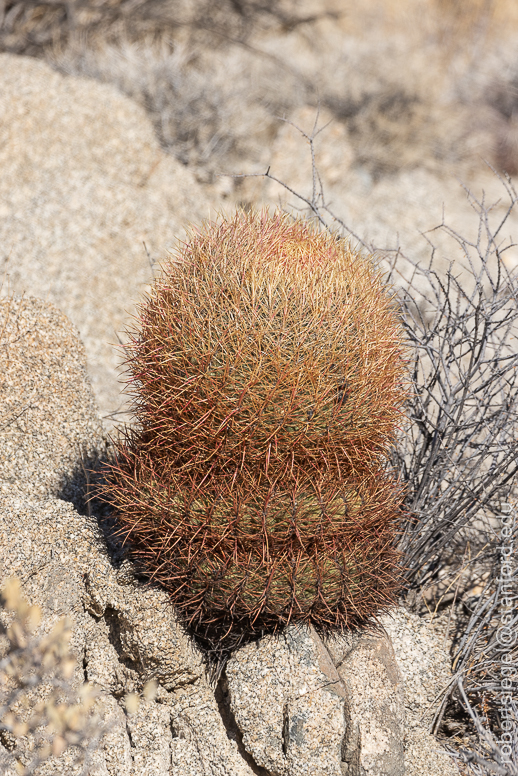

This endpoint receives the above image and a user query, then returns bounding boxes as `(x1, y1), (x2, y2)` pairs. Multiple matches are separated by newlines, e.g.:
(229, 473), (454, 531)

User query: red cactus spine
(100, 210), (408, 646)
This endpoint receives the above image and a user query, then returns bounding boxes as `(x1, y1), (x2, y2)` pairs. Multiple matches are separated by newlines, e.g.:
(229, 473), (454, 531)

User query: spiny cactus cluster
(101, 210), (408, 646)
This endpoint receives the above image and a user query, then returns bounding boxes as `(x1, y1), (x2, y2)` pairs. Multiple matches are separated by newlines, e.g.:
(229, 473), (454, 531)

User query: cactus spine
(101, 210), (408, 647)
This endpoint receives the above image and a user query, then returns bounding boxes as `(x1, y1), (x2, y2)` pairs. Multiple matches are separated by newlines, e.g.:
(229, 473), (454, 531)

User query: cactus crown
(127, 211), (406, 475)
(101, 210), (408, 648)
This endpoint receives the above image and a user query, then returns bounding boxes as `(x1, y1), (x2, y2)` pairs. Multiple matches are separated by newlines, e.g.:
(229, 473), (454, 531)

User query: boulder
(225, 626), (347, 776)
(0, 54), (214, 426)
(0, 296), (104, 505)
(382, 609), (460, 776)
(326, 628), (405, 776)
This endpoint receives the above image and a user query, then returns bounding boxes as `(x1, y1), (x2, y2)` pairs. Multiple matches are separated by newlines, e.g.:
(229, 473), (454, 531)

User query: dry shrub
(50, 40), (296, 175)
(28, 0), (518, 183)
(0, 579), (101, 775)
(0, 578), (157, 773)
(0, 0), (333, 56)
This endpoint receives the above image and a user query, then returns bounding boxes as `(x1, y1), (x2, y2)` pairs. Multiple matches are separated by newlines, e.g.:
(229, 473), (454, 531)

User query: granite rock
(0, 53), (213, 426)
(381, 609), (459, 776)
(0, 296), (105, 505)
(327, 628), (405, 776)
(226, 626), (347, 776)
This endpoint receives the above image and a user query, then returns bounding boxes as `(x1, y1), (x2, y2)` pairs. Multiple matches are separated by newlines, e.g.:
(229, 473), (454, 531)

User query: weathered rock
(327, 628), (405, 776)
(381, 610), (459, 776)
(0, 495), (256, 776)
(0, 298), (253, 776)
(0, 296), (105, 505)
(226, 626), (347, 776)
(226, 618), (457, 776)
(0, 53), (214, 426)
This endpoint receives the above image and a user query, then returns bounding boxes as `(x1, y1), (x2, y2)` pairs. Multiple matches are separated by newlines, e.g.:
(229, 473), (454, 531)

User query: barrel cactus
(101, 210), (408, 647)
